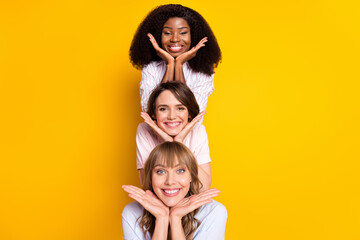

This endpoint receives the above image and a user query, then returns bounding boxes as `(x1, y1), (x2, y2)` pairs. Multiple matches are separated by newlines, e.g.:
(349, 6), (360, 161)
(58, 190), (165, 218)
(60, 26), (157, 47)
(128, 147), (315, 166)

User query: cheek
(155, 112), (166, 122)
(152, 174), (162, 188)
(179, 175), (191, 187)
(161, 36), (167, 48)
(183, 112), (190, 123)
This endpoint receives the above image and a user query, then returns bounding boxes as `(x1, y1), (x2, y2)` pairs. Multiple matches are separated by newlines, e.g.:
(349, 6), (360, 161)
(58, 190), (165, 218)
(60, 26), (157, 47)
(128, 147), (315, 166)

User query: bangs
(153, 152), (187, 169)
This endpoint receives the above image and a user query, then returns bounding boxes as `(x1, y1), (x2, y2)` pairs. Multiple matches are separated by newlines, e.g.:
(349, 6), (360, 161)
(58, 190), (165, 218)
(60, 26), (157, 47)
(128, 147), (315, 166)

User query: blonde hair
(140, 141), (202, 239)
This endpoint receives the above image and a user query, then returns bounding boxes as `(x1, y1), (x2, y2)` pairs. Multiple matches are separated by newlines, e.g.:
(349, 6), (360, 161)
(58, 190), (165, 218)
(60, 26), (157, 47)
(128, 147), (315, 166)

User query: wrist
(166, 59), (175, 66)
(173, 136), (183, 143)
(169, 215), (182, 226)
(174, 58), (184, 67)
(155, 207), (170, 219)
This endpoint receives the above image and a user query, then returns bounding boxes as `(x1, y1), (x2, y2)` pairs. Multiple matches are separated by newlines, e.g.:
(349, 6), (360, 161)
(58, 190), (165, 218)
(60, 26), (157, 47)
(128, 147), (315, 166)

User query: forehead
(155, 90), (182, 106)
(163, 17), (190, 28)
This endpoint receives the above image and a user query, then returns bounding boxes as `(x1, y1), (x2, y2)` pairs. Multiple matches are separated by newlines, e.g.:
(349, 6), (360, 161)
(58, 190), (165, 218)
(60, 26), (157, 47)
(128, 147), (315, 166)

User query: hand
(175, 37), (208, 65)
(148, 33), (174, 64)
(141, 112), (174, 142)
(122, 185), (170, 218)
(173, 111), (206, 143)
(170, 188), (220, 220)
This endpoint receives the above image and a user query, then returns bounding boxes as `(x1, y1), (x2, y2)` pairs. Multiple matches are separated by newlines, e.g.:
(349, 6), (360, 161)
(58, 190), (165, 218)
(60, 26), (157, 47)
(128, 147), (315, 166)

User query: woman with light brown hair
(122, 142), (227, 240)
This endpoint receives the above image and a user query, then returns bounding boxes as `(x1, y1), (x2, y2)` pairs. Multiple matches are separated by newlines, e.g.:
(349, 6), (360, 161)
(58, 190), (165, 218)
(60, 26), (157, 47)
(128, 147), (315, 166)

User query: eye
(162, 31), (171, 36)
(178, 106), (186, 111)
(159, 107), (167, 111)
(177, 168), (185, 174)
(156, 169), (166, 175)
(180, 31), (188, 35)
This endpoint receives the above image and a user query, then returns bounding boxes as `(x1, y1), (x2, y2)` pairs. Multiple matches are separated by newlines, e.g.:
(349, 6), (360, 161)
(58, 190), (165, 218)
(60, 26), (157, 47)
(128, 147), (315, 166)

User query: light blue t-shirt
(122, 200), (227, 240)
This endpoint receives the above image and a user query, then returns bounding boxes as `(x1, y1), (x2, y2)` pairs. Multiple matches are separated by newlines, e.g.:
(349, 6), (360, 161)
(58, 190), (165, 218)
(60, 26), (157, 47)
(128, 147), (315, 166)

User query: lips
(162, 188), (181, 197)
(164, 121), (181, 128)
(168, 45), (183, 52)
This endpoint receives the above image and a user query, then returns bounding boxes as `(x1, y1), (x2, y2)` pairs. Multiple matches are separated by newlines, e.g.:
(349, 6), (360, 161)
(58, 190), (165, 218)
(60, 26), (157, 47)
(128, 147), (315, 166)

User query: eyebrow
(157, 104), (185, 108)
(163, 26), (189, 30)
(154, 163), (183, 168)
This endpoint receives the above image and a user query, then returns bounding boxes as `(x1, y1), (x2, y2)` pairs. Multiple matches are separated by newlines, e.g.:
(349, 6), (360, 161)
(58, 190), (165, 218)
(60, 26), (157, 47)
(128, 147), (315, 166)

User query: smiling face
(152, 158), (191, 207)
(161, 17), (191, 58)
(154, 90), (189, 136)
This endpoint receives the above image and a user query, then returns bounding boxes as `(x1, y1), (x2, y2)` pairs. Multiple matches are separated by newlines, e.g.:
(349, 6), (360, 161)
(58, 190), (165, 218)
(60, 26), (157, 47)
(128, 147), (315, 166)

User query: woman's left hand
(169, 188), (220, 220)
(175, 37), (208, 65)
(173, 111), (206, 143)
(141, 112), (174, 142)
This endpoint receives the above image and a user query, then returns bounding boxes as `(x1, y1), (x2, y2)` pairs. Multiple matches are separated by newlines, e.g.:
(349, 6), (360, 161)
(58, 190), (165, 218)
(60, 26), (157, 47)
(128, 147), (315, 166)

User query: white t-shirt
(136, 123), (211, 169)
(122, 200), (227, 240)
(140, 61), (215, 113)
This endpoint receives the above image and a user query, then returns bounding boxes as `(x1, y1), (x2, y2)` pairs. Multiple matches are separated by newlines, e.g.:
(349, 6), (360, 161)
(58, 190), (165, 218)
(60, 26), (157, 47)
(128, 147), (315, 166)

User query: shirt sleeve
(190, 72), (215, 113)
(190, 125), (211, 165)
(193, 201), (228, 240)
(122, 202), (146, 240)
(136, 123), (157, 169)
(140, 62), (165, 112)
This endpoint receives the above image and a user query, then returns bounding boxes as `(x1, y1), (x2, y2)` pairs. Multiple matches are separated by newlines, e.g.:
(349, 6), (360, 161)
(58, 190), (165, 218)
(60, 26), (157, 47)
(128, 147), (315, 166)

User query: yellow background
(1, 0), (359, 239)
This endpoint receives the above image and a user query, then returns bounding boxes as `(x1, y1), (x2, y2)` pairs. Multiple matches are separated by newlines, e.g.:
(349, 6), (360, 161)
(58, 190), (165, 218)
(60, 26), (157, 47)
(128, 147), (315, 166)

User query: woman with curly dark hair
(122, 142), (227, 240)
(129, 4), (221, 114)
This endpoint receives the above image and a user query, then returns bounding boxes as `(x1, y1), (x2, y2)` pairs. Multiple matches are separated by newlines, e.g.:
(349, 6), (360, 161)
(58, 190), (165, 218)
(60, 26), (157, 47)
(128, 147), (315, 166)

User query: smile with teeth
(162, 188), (181, 196)
(165, 122), (181, 128)
(168, 45), (183, 52)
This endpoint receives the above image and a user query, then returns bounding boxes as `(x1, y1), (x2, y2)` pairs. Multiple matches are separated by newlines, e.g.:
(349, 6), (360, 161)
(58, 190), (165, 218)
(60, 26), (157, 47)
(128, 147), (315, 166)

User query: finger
(188, 189), (220, 200)
(122, 185), (147, 198)
(191, 111), (206, 122)
(185, 112), (206, 129)
(189, 199), (213, 210)
(147, 33), (160, 49)
(140, 112), (151, 119)
(198, 37), (208, 45)
(140, 113), (154, 123)
(122, 185), (148, 197)
(145, 190), (157, 198)
(196, 188), (221, 197)
(194, 37), (208, 50)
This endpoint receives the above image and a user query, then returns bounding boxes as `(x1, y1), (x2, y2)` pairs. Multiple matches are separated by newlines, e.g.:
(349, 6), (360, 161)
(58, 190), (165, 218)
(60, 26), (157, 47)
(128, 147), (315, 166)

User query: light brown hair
(140, 141), (202, 239)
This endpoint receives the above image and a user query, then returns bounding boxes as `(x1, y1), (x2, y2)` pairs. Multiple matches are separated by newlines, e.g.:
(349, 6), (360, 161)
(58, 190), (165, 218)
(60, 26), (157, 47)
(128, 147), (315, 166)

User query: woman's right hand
(141, 112), (174, 142)
(147, 33), (174, 65)
(122, 185), (170, 218)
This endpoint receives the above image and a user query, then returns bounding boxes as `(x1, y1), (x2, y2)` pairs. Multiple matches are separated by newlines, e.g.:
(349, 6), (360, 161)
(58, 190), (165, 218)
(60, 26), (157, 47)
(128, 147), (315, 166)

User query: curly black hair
(129, 4), (221, 76)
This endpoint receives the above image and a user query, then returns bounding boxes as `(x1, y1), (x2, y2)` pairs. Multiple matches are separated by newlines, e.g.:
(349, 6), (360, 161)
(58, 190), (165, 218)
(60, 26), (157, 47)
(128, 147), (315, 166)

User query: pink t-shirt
(136, 123), (211, 169)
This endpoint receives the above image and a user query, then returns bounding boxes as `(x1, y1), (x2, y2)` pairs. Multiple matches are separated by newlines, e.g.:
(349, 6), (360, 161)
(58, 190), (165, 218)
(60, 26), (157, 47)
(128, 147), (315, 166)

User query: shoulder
(122, 201), (144, 221)
(193, 201), (227, 239)
(136, 123), (157, 142)
(184, 63), (214, 81)
(122, 202), (147, 240)
(136, 123), (159, 147)
(197, 200), (227, 219)
(188, 124), (208, 138)
(137, 122), (149, 132)
(136, 123), (154, 136)
(142, 61), (165, 71)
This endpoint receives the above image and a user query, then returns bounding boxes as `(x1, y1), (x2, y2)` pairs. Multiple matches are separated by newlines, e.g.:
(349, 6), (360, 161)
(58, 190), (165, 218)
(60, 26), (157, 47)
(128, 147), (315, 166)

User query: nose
(170, 33), (180, 42)
(167, 109), (176, 120)
(165, 172), (175, 185)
